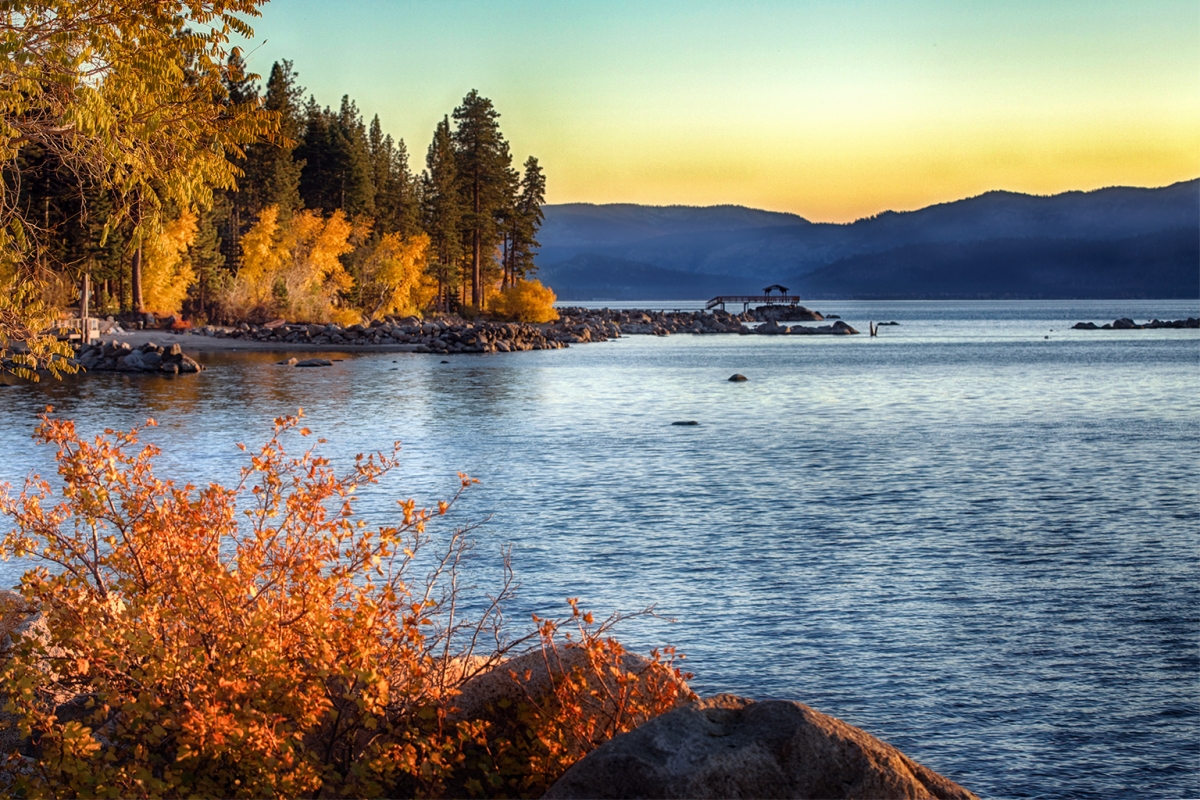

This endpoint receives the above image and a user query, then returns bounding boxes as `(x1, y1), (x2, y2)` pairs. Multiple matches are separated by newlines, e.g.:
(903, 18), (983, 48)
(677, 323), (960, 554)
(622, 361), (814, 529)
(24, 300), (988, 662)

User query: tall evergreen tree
(451, 90), (512, 309)
(252, 60), (306, 218)
(368, 115), (389, 199)
(218, 52), (261, 274)
(183, 204), (227, 319)
(298, 97), (375, 217)
(389, 138), (421, 238)
(422, 117), (463, 311)
(296, 99), (337, 212)
(506, 155), (546, 284)
(336, 96), (375, 217)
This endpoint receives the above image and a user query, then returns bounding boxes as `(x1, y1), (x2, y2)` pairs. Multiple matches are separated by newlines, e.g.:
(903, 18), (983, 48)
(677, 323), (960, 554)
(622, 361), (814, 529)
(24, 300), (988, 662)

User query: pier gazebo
(706, 284), (802, 312)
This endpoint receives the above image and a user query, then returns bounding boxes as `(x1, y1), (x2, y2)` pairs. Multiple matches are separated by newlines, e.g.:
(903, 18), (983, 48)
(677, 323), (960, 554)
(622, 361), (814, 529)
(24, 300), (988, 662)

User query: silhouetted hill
(798, 228), (1199, 299)
(538, 180), (1199, 299)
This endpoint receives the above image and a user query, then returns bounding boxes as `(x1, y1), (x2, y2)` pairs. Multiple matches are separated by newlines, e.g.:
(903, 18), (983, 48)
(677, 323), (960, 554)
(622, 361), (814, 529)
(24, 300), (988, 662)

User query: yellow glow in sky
(246, 0), (1199, 221)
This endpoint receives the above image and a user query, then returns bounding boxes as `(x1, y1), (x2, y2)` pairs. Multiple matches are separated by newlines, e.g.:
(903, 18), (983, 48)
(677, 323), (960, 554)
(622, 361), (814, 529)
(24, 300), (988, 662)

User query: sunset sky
(242, 0), (1200, 222)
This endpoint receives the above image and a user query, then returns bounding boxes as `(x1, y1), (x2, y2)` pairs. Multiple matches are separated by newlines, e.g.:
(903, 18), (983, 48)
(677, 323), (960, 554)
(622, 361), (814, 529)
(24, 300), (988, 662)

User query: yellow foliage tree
(359, 233), (432, 320)
(229, 206), (355, 322)
(278, 210), (354, 322)
(140, 210), (198, 316)
(234, 204), (285, 311)
(490, 279), (559, 324)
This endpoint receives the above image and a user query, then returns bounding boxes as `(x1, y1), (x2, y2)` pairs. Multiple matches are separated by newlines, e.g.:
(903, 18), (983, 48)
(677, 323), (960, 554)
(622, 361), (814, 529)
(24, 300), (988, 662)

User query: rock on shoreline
(73, 340), (203, 374)
(190, 317), (570, 354)
(179, 306), (858, 356)
(545, 693), (979, 800)
(1072, 317), (1199, 330)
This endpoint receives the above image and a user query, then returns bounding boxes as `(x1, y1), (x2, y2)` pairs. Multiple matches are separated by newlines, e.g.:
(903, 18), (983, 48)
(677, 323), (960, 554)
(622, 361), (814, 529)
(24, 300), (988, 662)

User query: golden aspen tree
(228, 206), (355, 322)
(280, 210), (355, 322)
(490, 278), (559, 324)
(359, 232), (431, 319)
(140, 210), (198, 316)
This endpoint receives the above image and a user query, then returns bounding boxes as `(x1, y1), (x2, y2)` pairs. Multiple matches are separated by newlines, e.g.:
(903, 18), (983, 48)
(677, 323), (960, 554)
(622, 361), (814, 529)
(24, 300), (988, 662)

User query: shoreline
(114, 330), (433, 355)
(99, 304), (854, 359)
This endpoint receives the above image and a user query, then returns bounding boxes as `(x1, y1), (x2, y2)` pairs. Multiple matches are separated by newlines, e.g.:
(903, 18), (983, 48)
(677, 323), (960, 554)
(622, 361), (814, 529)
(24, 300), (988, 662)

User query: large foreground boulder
(545, 694), (978, 800)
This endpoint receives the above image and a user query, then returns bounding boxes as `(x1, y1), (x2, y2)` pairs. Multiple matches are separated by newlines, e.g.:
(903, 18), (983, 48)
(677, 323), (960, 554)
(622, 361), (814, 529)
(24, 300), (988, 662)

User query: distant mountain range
(535, 180), (1199, 300)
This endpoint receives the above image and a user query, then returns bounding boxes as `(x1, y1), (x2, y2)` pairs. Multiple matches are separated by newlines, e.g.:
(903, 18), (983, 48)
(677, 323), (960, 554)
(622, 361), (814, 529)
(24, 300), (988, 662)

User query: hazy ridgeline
(538, 180), (1199, 301)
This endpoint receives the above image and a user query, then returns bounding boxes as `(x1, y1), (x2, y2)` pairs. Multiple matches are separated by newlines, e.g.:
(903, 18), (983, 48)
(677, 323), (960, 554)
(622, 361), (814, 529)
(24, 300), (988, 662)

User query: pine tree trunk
(131, 244), (144, 314)
(472, 230), (482, 308)
(502, 235), (510, 289)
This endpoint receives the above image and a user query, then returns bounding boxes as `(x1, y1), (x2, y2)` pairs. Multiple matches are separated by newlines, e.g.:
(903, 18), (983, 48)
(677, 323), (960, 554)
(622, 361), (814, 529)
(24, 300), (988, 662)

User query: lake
(1, 299), (1197, 799)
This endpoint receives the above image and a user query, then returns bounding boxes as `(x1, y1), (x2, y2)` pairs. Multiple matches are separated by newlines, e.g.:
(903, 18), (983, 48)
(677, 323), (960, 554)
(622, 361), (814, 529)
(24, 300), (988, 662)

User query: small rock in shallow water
(278, 357), (298, 366)
(728, 373), (748, 382)
(671, 421), (699, 426)
(294, 358), (332, 368)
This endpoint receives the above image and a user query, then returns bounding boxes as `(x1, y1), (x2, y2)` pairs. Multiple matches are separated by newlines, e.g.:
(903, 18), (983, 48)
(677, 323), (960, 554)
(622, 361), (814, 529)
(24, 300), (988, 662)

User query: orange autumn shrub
(0, 412), (690, 798)
(489, 279), (559, 324)
(452, 601), (692, 797)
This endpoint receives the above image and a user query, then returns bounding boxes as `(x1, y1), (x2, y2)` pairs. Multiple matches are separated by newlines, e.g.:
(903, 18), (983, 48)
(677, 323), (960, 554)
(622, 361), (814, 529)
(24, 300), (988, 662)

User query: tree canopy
(0, 0), (278, 378)
(1, 0), (549, 372)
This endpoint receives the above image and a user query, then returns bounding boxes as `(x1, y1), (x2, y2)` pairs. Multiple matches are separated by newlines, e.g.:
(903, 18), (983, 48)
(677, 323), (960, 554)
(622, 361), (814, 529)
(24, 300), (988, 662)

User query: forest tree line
(10, 56), (549, 325)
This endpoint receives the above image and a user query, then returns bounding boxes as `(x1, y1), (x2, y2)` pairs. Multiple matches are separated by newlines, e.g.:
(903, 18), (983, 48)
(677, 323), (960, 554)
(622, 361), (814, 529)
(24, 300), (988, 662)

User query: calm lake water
(1, 299), (1197, 799)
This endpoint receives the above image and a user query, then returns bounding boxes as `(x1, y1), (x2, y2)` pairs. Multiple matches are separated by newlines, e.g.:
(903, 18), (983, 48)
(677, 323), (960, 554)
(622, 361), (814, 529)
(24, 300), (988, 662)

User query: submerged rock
(294, 358), (333, 367)
(728, 374), (748, 382)
(671, 421), (700, 426)
(546, 694), (979, 800)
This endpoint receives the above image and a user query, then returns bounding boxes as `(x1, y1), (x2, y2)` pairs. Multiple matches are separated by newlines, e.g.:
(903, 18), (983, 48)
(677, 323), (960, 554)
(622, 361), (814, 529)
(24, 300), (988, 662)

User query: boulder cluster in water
(1072, 317), (1199, 330)
(75, 340), (203, 374)
(183, 305), (858, 354)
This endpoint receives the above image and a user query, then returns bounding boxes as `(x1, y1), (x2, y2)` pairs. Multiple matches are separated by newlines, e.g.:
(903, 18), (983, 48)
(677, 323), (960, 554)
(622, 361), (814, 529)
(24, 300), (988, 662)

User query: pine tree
(389, 138), (421, 238)
(298, 97), (375, 218)
(337, 96), (375, 217)
(367, 120), (421, 239)
(218, 52), (261, 275)
(421, 117), (463, 311)
(184, 204), (227, 320)
(256, 61), (306, 218)
(451, 90), (512, 309)
(297, 101), (338, 212)
(508, 156), (546, 283)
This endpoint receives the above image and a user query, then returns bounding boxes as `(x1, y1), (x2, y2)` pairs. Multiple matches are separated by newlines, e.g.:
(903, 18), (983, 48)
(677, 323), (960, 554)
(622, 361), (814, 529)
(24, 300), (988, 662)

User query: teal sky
(240, 0), (1200, 221)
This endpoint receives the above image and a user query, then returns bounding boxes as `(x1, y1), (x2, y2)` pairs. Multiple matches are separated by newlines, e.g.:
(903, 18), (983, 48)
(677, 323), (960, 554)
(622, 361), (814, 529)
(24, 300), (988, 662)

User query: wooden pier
(707, 285), (803, 312)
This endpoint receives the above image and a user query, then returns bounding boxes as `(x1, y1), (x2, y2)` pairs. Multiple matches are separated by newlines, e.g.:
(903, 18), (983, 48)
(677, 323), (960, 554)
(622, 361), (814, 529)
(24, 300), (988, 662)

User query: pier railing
(53, 317), (100, 345)
(706, 295), (803, 311)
